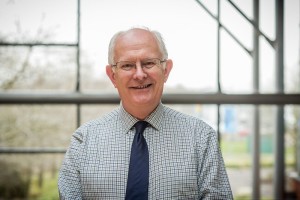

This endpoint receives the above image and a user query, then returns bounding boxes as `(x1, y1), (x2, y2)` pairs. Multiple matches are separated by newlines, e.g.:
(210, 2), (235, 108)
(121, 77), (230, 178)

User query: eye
(120, 63), (135, 71)
(142, 60), (156, 68)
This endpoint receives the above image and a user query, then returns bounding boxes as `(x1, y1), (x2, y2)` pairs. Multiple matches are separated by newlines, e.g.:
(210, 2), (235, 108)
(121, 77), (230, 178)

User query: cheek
(115, 74), (130, 89)
(155, 71), (167, 84)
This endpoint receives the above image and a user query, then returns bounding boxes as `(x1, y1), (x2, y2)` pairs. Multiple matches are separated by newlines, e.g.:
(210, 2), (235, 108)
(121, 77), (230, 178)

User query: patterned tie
(125, 121), (149, 200)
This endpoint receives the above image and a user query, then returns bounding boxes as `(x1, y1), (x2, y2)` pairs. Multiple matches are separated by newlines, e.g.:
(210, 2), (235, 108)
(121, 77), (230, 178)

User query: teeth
(136, 84), (149, 89)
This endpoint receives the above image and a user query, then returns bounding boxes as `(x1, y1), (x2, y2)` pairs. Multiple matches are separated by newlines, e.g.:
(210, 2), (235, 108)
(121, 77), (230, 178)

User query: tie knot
(134, 121), (148, 134)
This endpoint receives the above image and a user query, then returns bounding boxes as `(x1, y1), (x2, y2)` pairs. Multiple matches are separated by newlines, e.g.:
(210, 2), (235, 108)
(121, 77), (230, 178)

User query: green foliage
(221, 136), (296, 168)
(235, 195), (273, 200)
(0, 160), (30, 199)
(29, 173), (59, 200)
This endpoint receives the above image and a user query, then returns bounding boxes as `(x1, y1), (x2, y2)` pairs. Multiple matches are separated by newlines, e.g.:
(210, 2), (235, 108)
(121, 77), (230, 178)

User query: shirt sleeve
(196, 123), (233, 200)
(58, 130), (84, 200)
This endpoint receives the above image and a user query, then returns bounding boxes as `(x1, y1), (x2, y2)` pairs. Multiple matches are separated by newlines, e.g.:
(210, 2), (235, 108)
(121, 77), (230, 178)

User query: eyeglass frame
(111, 58), (167, 71)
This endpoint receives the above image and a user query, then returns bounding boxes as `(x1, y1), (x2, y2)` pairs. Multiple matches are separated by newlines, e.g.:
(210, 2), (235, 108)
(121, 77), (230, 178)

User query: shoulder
(72, 107), (120, 142)
(162, 105), (218, 149)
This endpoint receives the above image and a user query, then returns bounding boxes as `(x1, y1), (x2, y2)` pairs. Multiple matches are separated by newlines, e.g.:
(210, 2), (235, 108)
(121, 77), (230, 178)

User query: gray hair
(107, 26), (168, 64)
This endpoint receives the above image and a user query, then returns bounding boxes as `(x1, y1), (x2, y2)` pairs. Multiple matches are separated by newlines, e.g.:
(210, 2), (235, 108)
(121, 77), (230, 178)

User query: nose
(133, 63), (147, 80)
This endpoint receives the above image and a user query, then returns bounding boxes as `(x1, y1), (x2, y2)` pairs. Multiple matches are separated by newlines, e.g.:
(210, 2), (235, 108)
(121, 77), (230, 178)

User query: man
(58, 26), (233, 199)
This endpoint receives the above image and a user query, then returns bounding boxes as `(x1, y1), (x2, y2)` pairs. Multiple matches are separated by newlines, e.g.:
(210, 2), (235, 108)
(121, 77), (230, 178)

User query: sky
(0, 0), (299, 93)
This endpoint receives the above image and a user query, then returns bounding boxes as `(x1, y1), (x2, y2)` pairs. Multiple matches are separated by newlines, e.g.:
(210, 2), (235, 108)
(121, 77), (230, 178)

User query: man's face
(106, 29), (172, 115)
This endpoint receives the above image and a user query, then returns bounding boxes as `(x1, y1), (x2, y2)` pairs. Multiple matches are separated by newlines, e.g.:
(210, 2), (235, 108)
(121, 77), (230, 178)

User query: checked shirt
(58, 103), (233, 199)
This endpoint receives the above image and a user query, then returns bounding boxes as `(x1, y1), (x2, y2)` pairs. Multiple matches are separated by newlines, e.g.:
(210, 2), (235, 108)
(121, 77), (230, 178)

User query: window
(0, 0), (299, 199)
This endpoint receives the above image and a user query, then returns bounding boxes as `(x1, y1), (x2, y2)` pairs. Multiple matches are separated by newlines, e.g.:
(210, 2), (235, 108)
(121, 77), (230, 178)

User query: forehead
(114, 29), (161, 60)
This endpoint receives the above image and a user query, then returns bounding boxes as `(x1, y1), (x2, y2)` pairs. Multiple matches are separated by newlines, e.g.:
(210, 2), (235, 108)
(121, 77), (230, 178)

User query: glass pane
(200, 0), (218, 16)
(220, 105), (253, 198)
(0, 0), (77, 43)
(220, 29), (253, 93)
(231, 0), (253, 20)
(80, 104), (119, 124)
(0, 47), (77, 91)
(221, 0), (253, 50)
(222, 105), (300, 199)
(284, 0), (300, 94)
(285, 105), (300, 194)
(0, 105), (76, 148)
(260, 0), (275, 40)
(0, 154), (61, 199)
(259, 38), (276, 93)
(259, 105), (276, 199)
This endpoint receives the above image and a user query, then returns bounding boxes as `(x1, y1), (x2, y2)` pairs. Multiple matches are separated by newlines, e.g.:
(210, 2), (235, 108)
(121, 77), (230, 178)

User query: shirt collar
(119, 102), (164, 134)
(144, 102), (164, 131)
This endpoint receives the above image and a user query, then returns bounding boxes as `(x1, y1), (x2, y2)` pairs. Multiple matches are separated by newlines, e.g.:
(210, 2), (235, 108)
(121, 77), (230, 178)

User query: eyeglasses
(112, 58), (166, 71)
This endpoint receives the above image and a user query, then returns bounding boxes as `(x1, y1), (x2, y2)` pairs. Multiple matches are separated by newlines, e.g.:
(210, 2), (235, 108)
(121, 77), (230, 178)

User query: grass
(29, 172), (59, 200)
(220, 136), (296, 168)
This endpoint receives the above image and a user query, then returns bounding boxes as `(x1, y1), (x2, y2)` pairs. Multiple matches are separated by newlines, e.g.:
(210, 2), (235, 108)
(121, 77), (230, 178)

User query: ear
(106, 65), (117, 87)
(163, 59), (173, 82)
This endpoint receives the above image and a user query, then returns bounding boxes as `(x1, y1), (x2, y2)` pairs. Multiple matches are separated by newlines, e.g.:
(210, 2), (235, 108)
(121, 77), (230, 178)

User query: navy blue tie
(125, 121), (149, 200)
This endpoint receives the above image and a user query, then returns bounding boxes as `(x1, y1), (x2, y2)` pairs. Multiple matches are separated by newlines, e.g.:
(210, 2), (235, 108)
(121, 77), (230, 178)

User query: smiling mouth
(132, 84), (152, 89)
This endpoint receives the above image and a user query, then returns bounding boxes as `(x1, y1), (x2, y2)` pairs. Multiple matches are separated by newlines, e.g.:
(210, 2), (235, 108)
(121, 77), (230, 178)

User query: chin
(133, 100), (152, 106)
(132, 97), (156, 106)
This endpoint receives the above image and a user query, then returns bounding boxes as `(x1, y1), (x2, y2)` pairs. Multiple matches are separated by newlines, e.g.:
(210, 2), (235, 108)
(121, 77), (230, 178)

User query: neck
(122, 102), (159, 120)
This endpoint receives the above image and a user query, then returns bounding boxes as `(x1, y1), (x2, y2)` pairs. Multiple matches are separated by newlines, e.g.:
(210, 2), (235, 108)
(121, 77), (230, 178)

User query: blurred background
(0, 0), (299, 199)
